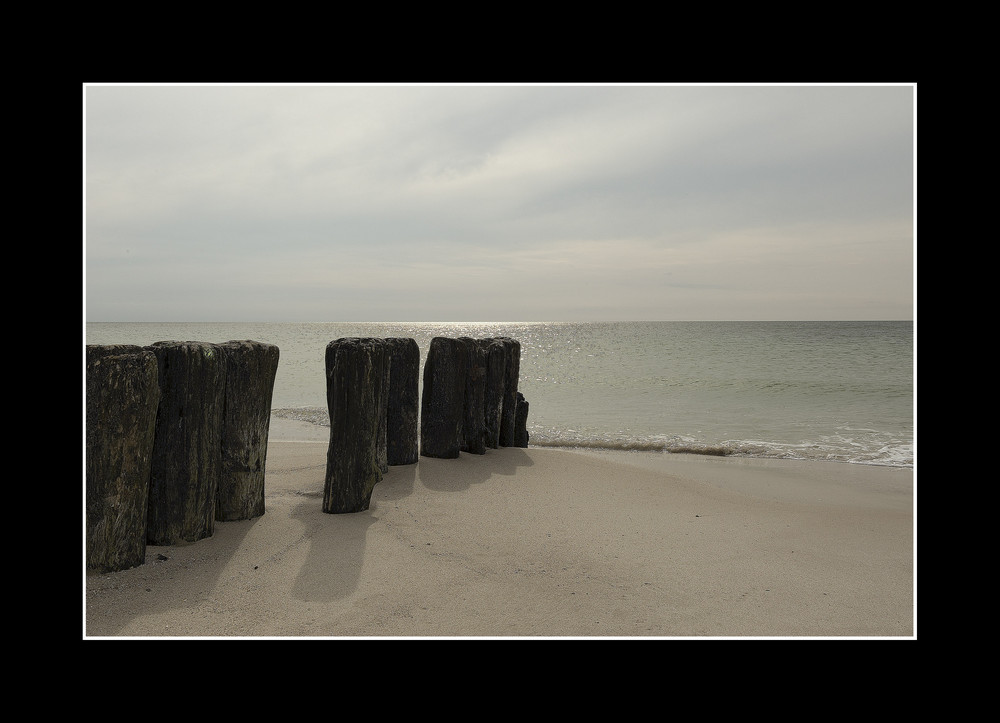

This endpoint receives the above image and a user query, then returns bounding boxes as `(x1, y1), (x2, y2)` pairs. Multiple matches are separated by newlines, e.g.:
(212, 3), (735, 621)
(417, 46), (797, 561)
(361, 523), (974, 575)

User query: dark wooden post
(497, 337), (521, 447)
(420, 336), (467, 459)
(385, 337), (420, 465)
(146, 341), (226, 544)
(459, 337), (487, 455)
(216, 340), (280, 521)
(514, 391), (530, 448)
(480, 338), (506, 449)
(376, 341), (389, 475)
(324, 338), (387, 513)
(86, 345), (160, 572)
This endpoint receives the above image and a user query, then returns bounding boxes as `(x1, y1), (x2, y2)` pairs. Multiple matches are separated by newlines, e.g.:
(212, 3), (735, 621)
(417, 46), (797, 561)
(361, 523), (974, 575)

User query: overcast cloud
(84, 84), (914, 322)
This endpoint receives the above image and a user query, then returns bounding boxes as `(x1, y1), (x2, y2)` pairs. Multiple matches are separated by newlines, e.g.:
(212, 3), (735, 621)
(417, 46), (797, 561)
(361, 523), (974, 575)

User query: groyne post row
(323, 335), (528, 514)
(419, 336), (527, 459)
(87, 335), (527, 568)
(85, 340), (279, 573)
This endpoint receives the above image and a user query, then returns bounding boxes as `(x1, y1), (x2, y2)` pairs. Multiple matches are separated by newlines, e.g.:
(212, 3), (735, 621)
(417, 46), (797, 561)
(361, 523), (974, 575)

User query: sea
(84, 320), (914, 469)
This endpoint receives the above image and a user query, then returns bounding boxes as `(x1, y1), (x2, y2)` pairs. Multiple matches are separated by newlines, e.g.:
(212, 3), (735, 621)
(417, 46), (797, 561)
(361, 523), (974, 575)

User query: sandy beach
(84, 417), (915, 638)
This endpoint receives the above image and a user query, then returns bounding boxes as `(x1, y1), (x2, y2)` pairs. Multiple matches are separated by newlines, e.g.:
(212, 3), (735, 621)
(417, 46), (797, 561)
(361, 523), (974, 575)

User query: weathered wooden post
(480, 337), (506, 449)
(376, 341), (389, 475)
(459, 336), (487, 455)
(146, 341), (226, 544)
(497, 337), (521, 447)
(385, 337), (420, 465)
(216, 340), (280, 521)
(86, 345), (160, 573)
(420, 336), (467, 459)
(514, 391), (530, 448)
(324, 338), (387, 513)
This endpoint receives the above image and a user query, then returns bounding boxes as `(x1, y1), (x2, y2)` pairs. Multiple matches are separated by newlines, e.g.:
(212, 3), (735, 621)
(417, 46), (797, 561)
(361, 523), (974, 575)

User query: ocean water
(85, 320), (914, 468)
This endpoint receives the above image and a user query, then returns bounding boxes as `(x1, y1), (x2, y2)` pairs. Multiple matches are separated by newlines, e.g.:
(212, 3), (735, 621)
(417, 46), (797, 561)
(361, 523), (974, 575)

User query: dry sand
(84, 417), (915, 638)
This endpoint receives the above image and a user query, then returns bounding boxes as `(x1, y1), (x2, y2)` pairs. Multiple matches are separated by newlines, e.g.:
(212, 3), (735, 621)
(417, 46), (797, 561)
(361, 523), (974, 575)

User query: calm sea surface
(85, 321), (914, 468)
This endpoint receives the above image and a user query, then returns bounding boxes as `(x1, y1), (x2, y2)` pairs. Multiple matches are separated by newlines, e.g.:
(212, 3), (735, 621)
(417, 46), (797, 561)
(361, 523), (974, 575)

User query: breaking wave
(271, 409), (912, 468)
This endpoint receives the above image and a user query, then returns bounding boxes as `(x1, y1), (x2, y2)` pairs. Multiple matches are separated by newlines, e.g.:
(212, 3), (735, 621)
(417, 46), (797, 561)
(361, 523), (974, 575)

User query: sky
(84, 84), (915, 322)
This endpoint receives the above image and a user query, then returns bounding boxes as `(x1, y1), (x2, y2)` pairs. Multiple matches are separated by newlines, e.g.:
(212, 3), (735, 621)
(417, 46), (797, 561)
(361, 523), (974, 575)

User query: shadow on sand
(288, 446), (532, 603)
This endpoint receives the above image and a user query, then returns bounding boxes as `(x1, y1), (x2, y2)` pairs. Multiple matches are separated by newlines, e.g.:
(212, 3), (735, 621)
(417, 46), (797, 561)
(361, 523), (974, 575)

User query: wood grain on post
(420, 336), (467, 459)
(146, 341), (226, 544)
(497, 337), (521, 447)
(459, 337), (487, 455)
(324, 338), (387, 513)
(480, 338), (506, 449)
(86, 345), (160, 572)
(385, 338), (420, 465)
(216, 340), (280, 521)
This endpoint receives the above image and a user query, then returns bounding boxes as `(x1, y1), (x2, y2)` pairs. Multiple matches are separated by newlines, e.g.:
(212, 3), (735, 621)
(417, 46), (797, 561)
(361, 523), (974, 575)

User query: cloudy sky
(84, 84), (914, 322)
